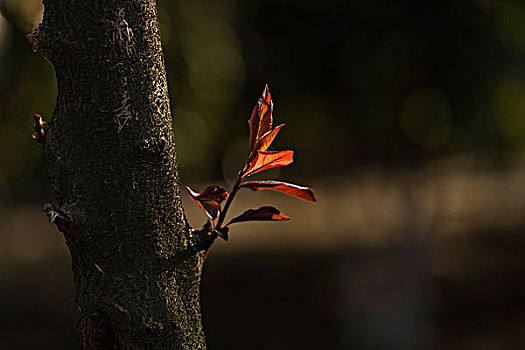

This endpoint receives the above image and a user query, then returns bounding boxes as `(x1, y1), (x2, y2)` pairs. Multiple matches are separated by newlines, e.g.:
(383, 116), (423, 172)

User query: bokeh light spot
(178, 0), (235, 30)
(493, 77), (525, 144)
(173, 108), (209, 170)
(400, 88), (451, 149)
(187, 42), (245, 102)
(496, 2), (525, 51)
(0, 13), (13, 57)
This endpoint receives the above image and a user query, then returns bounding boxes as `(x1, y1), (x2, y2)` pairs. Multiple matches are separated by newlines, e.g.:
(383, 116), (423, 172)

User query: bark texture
(31, 0), (206, 348)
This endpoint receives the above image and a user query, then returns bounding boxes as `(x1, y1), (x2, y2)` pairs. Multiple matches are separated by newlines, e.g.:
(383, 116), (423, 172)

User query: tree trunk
(31, 0), (206, 348)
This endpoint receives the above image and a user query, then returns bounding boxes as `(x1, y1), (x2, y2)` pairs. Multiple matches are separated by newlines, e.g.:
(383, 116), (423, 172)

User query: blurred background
(1, 0), (525, 348)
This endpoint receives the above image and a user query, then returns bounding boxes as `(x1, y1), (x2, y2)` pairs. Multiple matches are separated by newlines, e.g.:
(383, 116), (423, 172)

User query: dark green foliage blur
(1, 0), (524, 201)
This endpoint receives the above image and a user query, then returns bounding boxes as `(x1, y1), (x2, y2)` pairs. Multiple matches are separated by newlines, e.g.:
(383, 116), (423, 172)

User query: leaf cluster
(187, 85), (316, 242)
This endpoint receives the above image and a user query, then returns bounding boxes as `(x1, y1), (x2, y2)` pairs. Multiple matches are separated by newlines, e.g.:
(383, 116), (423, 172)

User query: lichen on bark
(31, 0), (206, 348)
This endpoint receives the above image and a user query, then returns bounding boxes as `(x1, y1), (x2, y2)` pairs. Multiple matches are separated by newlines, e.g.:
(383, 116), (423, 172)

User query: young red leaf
(243, 150), (294, 177)
(248, 85), (273, 154)
(186, 185), (229, 220)
(241, 180), (317, 202)
(254, 124), (285, 153)
(256, 86), (273, 139)
(247, 103), (259, 153)
(226, 206), (290, 226)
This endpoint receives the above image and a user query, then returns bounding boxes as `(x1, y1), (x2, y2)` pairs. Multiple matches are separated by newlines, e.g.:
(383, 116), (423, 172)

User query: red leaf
(247, 104), (259, 153)
(186, 185), (228, 220)
(241, 180), (317, 202)
(226, 206), (290, 226)
(244, 150), (294, 177)
(248, 85), (273, 154)
(257, 86), (273, 139)
(254, 124), (285, 153)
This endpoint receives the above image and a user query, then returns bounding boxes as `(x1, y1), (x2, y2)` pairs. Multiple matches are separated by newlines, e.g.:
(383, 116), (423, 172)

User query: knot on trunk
(28, 23), (53, 61)
(43, 203), (81, 241)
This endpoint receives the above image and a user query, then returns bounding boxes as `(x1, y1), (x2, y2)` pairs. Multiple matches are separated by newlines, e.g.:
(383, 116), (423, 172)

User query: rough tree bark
(31, 0), (206, 348)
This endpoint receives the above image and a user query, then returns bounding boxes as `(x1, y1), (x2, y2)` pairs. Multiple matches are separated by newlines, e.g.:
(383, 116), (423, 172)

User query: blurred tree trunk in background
(31, 0), (206, 348)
